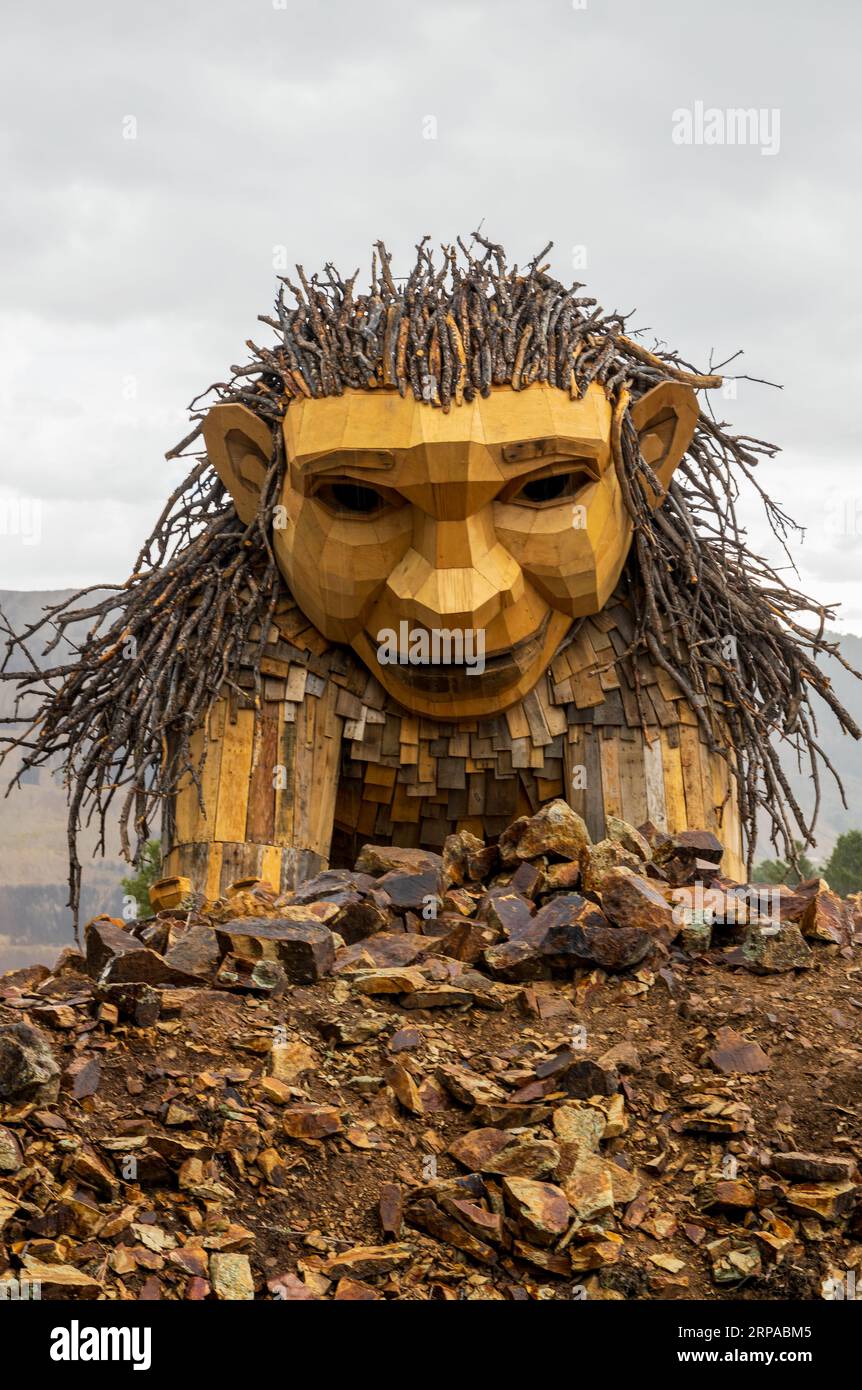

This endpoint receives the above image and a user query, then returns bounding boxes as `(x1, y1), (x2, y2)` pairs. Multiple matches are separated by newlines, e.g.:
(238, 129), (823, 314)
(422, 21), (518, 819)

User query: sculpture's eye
(313, 479), (390, 517)
(509, 470), (587, 507)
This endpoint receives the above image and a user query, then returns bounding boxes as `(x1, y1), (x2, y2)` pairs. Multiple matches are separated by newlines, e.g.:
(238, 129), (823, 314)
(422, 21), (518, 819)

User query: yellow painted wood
(214, 707), (256, 843)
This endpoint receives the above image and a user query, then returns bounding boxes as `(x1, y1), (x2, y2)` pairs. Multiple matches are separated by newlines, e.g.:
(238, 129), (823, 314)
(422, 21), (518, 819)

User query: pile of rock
(78, 801), (858, 1028)
(0, 800), (858, 1301)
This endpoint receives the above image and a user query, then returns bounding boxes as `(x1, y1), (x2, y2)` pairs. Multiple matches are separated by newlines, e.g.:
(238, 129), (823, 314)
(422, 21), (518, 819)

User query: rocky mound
(0, 802), (859, 1301)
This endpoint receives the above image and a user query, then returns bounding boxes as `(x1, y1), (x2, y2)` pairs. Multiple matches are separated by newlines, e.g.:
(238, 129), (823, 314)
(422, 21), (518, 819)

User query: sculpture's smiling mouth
(352, 610), (574, 715)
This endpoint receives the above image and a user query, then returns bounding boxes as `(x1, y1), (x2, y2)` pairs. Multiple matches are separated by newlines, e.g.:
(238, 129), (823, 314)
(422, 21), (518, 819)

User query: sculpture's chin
(352, 611), (573, 718)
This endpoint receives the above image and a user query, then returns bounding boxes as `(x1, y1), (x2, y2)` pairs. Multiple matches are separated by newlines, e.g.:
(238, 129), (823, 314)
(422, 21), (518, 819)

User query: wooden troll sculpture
(2, 235), (859, 918)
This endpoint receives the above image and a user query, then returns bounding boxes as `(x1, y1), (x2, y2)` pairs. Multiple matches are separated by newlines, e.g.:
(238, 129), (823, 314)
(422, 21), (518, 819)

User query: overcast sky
(1, 0), (860, 631)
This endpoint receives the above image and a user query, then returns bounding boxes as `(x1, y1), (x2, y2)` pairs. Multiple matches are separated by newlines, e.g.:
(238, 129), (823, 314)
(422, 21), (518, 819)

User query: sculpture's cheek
(493, 477), (633, 617)
(275, 498), (413, 643)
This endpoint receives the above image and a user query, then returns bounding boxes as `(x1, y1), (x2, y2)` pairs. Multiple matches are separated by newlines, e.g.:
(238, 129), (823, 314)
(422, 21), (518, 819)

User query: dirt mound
(1, 806), (860, 1301)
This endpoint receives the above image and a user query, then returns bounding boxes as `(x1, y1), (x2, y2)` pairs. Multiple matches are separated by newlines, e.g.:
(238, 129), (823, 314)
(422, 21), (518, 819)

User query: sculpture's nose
(385, 509), (523, 632)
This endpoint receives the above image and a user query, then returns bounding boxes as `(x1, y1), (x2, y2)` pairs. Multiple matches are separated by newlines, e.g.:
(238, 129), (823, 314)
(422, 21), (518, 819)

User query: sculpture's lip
(363, 614), (552, 694)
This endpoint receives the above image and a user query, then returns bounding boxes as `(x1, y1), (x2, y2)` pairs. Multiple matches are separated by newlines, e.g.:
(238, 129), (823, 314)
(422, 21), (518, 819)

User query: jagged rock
(96, 981), (161, 1026)
(569, 1234), (624, 1273)
(580, 838), (643, 894)
(62, 1055), (102, 1099)
(605, 816), (651, 861)
(562, 1153), (616, 1220)
(163, 924), (221, 980)
(355, 844), (442, 876)
(510, 861), (543, 898)
(434, 917), (499, 965)
(0, 1022), (60, 1102)
(0, 963), (51, 994)
(291, 869), (376, 903)
(449, 1127), (560, 1177)
(707, 1238), (762, 1285)
(442, 830), (498, 886)
(706, 1027), (770, 1075)
(317, 1015), (388, 1046)
(696, 1178), (757, 1211)
(214, 917), (335, 982)
(772, 1152), (856, 1183)
(484, 939), (549, 982)
(385, 1062), (424, 1115)
(552, 1103), (606, 1178)
(597, 1042), (640, 1073)
(799, 885), (850, 944)
(375, 868), (441, 913)
(575, 924), (653, 972)
(511, 799), (591, 862)
(86, 919), (201, 987)
(210, 1253), (254, 1300)
(351, 964), (430, 996)
(436, 1064), (507, 1107)
(783, 1182), (857, 1222)
(379, 1182), (404, 1237)
(552, 1055), (619, 1100)
(502, 1176), (570, 1246)
(215, 955), (289, 994)
(652, 830), (724, 885)
(600, 869), (679, 939)
(0, 1125), (23, 1173)
(439, 1193), (504, 1246)
(322, 1244), (413, 1278)
(282, 1105), (343, 1141)
(269, 1039), (315, 1084)
(18, 1257), (102, 1299)
(539, 861), (582, 893)
(406, 1198), (498, 1264)
(477, 888), (534, 937)
(740, 924), (812, 973)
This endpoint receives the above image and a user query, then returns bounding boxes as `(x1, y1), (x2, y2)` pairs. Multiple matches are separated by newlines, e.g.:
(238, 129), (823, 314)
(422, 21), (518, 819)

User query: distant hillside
(1, 588), (861, 967)
(754, 629), (862, 864)
(0, 589), (126, 969)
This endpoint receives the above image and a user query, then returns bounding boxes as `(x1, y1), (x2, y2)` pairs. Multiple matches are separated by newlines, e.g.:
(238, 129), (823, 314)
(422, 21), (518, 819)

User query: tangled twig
(1, 234), (858, 926)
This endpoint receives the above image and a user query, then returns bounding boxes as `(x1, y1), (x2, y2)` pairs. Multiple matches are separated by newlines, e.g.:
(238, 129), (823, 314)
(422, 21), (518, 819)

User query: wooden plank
(659, 728), (687, 833)
(643, 730), (668, 830)
(679, 725), (706, 827)
(273, 707), (296, 848)
(616, 732), (648, 829)
(582, 729), (605, 841)
(260, 844), (283, 890)
(214, 707), (256, 843)
(246, 714), (278, 844)
(204, 842), (223, 902)
(598, 734), (623, 820)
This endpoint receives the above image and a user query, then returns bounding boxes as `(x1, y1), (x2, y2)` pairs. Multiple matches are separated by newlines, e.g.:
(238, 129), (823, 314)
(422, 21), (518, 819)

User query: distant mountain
(1, 587), (860, 968)
(756, 629), (862, 865)
(0, 589), (125, 969)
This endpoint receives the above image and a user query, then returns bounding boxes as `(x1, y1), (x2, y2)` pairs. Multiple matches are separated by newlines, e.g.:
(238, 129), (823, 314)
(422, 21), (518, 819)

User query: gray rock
(0, 1022), (60, 1102)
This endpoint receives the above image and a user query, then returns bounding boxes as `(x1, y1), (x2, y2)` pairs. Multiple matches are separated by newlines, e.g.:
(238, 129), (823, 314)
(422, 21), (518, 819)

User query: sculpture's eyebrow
(500, 436), (606, 466)
(297, 449), (397, 474)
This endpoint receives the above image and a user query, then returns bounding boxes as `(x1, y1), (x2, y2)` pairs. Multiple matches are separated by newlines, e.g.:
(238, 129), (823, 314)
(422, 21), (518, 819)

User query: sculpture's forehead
(283, 382), (613, 486)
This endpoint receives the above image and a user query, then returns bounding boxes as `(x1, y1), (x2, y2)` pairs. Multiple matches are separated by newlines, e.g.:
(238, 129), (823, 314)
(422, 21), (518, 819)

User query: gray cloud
(0, 0), (859, 636)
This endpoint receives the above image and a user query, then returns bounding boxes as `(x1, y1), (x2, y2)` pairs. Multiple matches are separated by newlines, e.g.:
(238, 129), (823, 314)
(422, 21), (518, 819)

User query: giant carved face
(204, 381), (697, 718)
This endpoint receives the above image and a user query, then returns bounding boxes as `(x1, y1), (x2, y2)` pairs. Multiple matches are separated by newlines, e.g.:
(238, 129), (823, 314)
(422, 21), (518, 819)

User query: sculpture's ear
(202, 404), (274, 525)
(628, 382), (699, 506)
